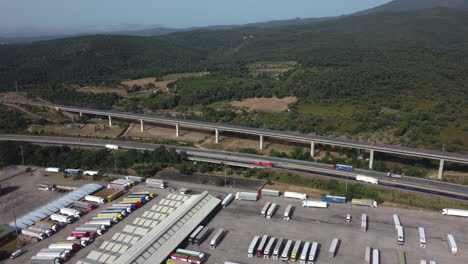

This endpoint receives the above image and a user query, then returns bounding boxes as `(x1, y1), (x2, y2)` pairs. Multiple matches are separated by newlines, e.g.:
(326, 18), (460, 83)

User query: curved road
(0, 134), (467, 201)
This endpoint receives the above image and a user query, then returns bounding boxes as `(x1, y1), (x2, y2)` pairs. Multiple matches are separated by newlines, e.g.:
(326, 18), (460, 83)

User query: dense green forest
(0, 8), (467, 152)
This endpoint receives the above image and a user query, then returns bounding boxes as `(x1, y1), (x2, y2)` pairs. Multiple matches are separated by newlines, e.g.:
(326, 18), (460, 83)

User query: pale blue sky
(1, 0), (391, 29)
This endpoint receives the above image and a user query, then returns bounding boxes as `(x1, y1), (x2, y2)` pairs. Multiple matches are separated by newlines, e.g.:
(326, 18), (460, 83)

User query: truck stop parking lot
(186, 193), (468, 264)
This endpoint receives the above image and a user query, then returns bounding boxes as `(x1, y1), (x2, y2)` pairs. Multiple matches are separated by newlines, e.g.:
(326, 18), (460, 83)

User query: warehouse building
(8, 183), (103, 229)
(77, 191), (220, 264)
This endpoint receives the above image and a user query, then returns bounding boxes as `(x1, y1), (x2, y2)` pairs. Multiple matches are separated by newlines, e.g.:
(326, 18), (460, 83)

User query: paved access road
(0, 134), (467, 201)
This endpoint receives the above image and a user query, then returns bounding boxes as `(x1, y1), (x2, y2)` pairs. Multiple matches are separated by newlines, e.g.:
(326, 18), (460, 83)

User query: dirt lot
(231, 96), (297, 112)
(29, 123), (124, 138)
(124, 123), (211, 143)
(76, 86), (127, 96)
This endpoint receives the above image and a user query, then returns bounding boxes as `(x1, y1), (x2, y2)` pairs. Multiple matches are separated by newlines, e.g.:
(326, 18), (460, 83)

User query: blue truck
(65, 169), (81, 174)
(334, 164), (353, 171)
(322, 195), (347, 203)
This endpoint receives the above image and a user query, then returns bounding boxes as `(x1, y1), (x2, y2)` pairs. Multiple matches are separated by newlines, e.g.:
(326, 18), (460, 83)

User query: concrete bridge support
(108, 116), (112, 127)
(215, 129), (219, 144)
(140, 119), (144, 132)
(176, 123), (180, 137)
(369, 149), (374, 170)
(259, 135), (264, 150)
(310, 141), (315, 158)
(438, 159), (444, 180)
(79, 112), (82, 117)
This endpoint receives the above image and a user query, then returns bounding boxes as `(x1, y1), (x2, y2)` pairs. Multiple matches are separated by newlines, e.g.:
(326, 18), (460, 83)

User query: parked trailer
(283, 204), (293, 221)
(256, 235), (269, 257)
(397, 226), (404, 245)
(281, 240), (293, 261)
(46, 167), (60, 173)
(38, 183), (56, 191)
(328, 238), (340, 258)
(194, 226), (211, 245)
(126, 195), (149, 202)
(84, 195), (106, 204)
(253, 161), (273, 167)
(447, 234), (457, 254)
(267, 203), (278, 219)
(30, 256), (61, 264)
(356, 175), (379, 184)
(365, 247), (371, 264)
(38, 249), (71, 258)
(303, 200), (327, 208)
(372, 249), (380, 264)
(272, 238), (284, 260)
(105, 189), (125, 202)
(97, 212), (123, 220)
(36, 221), (58, 232)
(49, 243), (79, 251)
(131, 191), (155, 198)
(189, 226), (204, 244)
(35, 251), (68, 261)
(91, 216), (118, 223)
(235, 192), (259, 201)
(291, 240), (302, 261)
(59, 208), (82, 218)
(83, 170), (99, 176)
(351, 199), (377, 207)
(441, 208), (468, 217)
(111, 204), (135, 213)
(221, 194), (234, 208)
(126, 175), (145, 182)
(247, 236), (260, 258)
(210, 229), (225, 249)
(21, 229), (46, 240)
(116, 201), (141, 208)
(334, 164), (353, 171)
(418, 227), (426, 248)
(73, 201), (95, 211)
(70, 231), (95, 238)
(107, 183), (127, 190)
(264, 237), (276, 259)
(361, 214), (367, 232)
(308, 242), (318, 264)
(321, 195), (346, 203)
(50, 214), (74, 224)
(299, 241), (310, 264)
(105, 144), (119, 149)
(397, 250), (406, 264)
(27, 226), (53, 236)
(75, 227), (103, 235)
(122, 198), (146, 204)
(102, 208), (127, 216)
(393, 214), (401, 229)
(261, 202), (272, 217)
(175, 248), (206, 260)
(146, 179), (167, 189)
(261, 189), (280, 197)
(64, 169), (81, 174)
(285, 191), (307, 200)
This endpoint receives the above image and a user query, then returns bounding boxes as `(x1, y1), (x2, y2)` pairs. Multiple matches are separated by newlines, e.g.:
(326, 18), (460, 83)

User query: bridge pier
(176, 123), (180, 137)
(310, 141), (315, 158)
(79, 112), (82, 117)
(259, 135), (264, 150)
(438, 159), (444, 180)
(369, 149), (374, 170)
(140, 119), (144, 132)
(108, 116), (112, 127)
(215, 129), (219, 144)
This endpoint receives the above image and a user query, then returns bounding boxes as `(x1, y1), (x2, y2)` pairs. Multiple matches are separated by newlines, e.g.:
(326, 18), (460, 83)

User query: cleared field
(121, 77), (158, 87)
(231, 96), (297, 112)
(125, 122), (210, 143)
(28, 123), (124, 138)
(76, 86), (127, 96)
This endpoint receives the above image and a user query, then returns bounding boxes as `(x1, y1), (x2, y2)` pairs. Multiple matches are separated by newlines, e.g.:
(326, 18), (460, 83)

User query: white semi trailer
(356, 175), (378, 184)
(50, 214), (74, 224)
(302, 200), (327, 208)
(285, 191), (307, 200)
(441, 208), (468, 217)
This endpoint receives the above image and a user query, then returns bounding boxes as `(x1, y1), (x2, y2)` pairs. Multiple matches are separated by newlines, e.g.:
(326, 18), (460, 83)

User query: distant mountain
(356, 0), (468, 15)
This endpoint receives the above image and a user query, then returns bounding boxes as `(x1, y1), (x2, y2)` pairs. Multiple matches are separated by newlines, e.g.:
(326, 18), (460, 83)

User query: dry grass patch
(122, 77), (157, 87)
(76, 86), (127, 96)
(231, 96), (297, 112)
(29, 124), (123, 138)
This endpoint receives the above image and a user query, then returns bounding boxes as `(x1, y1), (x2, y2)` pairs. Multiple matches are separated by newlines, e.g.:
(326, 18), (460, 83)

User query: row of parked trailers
(247, 235), (328, 263)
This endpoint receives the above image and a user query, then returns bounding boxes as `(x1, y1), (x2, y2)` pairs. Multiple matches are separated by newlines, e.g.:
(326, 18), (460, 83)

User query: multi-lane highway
(2, 99), (468, 164)
(1, 134), (467, 201)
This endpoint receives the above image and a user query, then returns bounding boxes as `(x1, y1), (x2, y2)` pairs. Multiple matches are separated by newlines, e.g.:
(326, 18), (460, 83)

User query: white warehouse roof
(9, 183), (103, 229)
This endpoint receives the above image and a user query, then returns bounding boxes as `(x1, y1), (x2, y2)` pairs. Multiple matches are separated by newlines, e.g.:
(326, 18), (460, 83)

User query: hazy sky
(1, 0), (391, 30)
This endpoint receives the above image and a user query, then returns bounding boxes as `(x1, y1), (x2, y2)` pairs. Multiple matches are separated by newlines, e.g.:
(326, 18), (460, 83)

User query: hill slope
(357, 0), (468, 14)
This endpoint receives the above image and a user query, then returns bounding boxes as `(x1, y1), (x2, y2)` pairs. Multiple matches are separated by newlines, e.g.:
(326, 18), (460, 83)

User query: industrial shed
(8, 183), (103, 229)
(78, 191), (220, 264)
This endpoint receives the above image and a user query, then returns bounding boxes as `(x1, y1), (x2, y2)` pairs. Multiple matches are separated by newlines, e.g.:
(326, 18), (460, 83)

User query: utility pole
(442, 144), (446, 153)
(13, 206), (20, 247)
(20, 145), (24, 165)
(14, 80), (18, 93)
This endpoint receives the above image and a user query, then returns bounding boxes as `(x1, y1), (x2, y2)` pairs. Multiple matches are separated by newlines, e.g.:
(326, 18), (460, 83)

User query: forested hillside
(0, 8), (467, 152)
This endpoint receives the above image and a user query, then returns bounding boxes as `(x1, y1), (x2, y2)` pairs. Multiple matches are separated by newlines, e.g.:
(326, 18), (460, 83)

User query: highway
(0, 134), (467, 202)
(2, 99), (468, 164)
